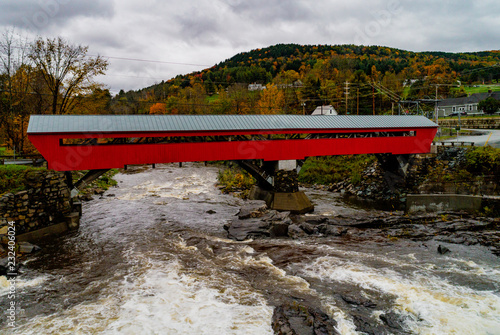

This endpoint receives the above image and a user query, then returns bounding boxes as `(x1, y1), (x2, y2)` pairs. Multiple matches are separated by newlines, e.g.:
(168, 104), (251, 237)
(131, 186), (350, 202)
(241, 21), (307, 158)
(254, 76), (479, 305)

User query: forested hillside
(115, 44), (500, 116)
(2, 37), (500, 155)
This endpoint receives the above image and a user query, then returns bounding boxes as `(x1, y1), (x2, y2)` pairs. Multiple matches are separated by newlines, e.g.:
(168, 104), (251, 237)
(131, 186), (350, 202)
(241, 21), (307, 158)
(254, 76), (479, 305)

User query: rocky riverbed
(226, 201), (500, 256)
(224, 199), (499, 334)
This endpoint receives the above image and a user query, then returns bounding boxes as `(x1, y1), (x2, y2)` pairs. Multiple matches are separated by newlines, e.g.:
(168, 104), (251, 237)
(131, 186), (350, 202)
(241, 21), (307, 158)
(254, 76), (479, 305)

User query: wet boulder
(437, 245), (451, 254)
(341, 294), (377, 308)
(225, 219), (271, 241)
(226, 204), (295, 240)
(272, 302), (339, 335)
(379, 312), (408, 333)
(237, 201), (267, 219)
(18, 241), (41, 254)
(0, 257), (20, 276)
(299, 223), (317, 235)
(317, 224), (348, 236)
(287, 224), (308, 239)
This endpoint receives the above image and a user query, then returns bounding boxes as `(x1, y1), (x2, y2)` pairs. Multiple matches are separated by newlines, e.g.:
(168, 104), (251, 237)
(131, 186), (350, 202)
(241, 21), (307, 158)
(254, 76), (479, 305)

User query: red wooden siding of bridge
(27, 115), (438, 171)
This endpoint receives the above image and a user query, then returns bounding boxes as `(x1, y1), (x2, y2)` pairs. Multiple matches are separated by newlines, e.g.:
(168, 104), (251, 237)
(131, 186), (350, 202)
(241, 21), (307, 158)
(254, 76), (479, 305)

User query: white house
(311, 105), (338, 115)
(248, 83), (266, 91)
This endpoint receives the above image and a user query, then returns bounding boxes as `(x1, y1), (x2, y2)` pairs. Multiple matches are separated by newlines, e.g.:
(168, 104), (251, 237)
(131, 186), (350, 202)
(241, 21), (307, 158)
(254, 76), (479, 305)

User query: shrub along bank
(298, 155), (376, 186)
(0, 165), (47, 195)
(216, 155), (376, 196)
(217, 168), (255, 198)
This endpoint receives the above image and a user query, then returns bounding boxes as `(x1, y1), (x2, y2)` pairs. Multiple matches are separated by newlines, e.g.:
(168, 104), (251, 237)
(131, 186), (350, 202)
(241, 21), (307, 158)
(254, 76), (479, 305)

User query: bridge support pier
(248, 186), (314, 214)
(69, 169), (111, 197)
(375, 154), (415, 191)
(375, 154), (413, 178)
(238, 159), (314, 214)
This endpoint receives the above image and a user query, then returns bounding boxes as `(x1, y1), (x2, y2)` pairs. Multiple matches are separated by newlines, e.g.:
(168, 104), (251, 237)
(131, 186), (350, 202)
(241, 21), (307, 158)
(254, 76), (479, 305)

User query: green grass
(298, 155), (376, 185)
(0, 147), (5, 155)
(404, 84), (499, 99)
(0, 165), (47, 195)
(207, 94), (220, 103)
(463, 84), (500, 95)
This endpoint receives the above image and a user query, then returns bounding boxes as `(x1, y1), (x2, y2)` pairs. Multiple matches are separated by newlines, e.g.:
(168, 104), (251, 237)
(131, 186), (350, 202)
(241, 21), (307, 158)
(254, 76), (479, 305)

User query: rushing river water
(1, 163), (499, 334)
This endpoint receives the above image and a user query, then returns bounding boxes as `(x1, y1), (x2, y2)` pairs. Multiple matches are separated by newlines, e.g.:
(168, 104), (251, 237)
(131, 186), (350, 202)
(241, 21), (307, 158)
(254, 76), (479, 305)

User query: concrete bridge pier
(241, 159), (314, 214)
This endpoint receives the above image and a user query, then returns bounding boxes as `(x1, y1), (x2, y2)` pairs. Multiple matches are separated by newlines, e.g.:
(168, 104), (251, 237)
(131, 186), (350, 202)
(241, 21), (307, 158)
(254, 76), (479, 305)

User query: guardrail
(0, 155), (45, 166)
(432, 141), (475, 147)
(0, 154), (43, 159)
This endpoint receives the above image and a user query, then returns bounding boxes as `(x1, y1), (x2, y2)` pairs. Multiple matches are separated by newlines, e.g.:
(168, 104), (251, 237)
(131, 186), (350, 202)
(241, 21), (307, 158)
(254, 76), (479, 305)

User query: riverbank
(0, 167), (119, 275)
(216, 146), (500, 215)
(328, 146), (499, 213)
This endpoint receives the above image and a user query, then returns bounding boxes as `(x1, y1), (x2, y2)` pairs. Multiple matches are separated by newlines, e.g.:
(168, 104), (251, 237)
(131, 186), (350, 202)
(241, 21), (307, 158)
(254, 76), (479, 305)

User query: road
(454, 129), (500, 148)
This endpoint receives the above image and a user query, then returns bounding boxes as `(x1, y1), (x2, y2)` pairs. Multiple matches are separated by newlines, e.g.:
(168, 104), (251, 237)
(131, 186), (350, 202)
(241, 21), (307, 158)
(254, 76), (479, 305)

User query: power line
(1, 47), (212, 67)
(88, 54), (211, 67)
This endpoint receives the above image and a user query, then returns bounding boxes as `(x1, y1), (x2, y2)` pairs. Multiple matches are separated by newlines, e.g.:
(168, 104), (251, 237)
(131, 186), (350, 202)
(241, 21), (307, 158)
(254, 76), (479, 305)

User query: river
(1, 163), (499, 334)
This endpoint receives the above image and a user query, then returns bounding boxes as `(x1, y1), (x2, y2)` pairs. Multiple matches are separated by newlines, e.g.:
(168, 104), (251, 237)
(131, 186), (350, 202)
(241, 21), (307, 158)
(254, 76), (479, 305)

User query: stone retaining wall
(438, 117), (500, 129)
(406, 194), (483, 214)
(0, 170), (73, 236)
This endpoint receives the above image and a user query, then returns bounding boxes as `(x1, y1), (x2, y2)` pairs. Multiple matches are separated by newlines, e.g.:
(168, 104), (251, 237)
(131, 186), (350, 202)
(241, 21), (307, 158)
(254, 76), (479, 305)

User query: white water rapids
(1, 163), (499, 334)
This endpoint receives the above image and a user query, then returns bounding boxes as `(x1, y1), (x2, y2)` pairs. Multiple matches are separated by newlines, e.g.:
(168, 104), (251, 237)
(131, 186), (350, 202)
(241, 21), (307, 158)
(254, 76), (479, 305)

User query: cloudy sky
(1, 0), (499, 94)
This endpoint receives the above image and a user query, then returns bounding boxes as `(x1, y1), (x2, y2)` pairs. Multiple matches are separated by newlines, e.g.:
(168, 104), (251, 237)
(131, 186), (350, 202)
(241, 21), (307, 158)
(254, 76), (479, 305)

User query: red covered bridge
(27, 114), (437, 171)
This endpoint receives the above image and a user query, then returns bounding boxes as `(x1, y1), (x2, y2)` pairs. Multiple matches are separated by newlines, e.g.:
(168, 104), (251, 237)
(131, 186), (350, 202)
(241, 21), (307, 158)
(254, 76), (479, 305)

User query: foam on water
(301, 256), (500, 334)
(115, 165), (219, 201)
(446, 259), (500, 281)
(12, 259), (274, 335)
(105, 260), (274, 335)
(0, 275), (51, 297)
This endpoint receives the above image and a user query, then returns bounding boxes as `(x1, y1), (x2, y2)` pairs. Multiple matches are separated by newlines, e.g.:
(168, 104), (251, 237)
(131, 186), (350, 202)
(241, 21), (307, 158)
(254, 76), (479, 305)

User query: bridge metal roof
(28, 114), (437, 134)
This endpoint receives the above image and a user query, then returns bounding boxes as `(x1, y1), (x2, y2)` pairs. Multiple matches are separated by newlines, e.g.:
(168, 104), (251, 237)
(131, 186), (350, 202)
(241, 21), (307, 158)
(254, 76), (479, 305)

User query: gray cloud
(226, 0), (314, 23)
(173, 9), (223, 44)
(1, 0), (498, 93)
(0, 0), (114, 33)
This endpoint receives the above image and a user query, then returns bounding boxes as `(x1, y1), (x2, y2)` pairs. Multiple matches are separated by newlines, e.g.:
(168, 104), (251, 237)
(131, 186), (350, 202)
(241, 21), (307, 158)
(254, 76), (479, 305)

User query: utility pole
(372, 86), (375, 115)
(357, 88), (359, 115)
(344, 81), (349, 114)
(435, 84), (439, 123)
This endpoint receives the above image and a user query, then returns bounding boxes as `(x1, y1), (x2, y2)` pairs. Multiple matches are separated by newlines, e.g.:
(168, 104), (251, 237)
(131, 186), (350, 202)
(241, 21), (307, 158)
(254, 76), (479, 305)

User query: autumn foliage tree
(113, 44), (500, 117)
(257, 85), (284, 114)
(0, 30), (33, 153)
(149, 102), (167, 115)
(1, 31), (109, 155)
(29, 37), (108, 115)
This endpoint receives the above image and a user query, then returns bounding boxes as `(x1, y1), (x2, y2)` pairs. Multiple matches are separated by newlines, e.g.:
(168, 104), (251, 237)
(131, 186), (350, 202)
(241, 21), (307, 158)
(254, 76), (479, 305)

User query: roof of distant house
(438, 91), (500, 107)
